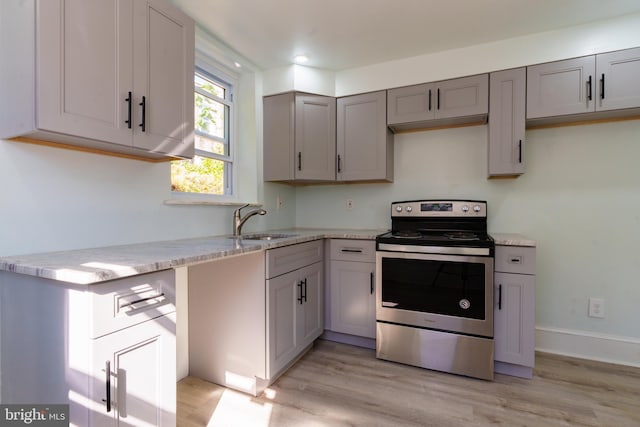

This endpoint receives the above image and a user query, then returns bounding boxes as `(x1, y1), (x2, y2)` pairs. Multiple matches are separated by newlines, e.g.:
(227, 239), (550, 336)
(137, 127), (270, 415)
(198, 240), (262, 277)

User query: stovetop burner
(391, 231), (422, 238)
(443, 232), (480, 241)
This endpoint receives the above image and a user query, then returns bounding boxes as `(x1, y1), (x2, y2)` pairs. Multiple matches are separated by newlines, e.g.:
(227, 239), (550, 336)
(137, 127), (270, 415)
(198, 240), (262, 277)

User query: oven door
(376, 250), (493, 338)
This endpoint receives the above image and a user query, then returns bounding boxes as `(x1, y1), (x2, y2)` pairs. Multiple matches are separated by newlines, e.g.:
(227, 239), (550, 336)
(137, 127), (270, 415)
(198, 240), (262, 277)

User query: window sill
(163, 199), (261, 207)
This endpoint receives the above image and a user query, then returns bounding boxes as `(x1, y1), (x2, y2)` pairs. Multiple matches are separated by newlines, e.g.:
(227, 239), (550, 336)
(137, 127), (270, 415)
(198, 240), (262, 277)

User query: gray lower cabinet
(527, 47), (640, 124)
(188, 241), (323, 397)
(488, 68), (526, 177)
(387, 74), (488, 132)
(327, 239), (376, 339)
(337, 91), (393, 182)
(263, 92), (336, 182)
(494, 245), (536, 379)
(267, 261), (323, 376)
(267, 240), (324, 378)
(0, 270), (177, 426)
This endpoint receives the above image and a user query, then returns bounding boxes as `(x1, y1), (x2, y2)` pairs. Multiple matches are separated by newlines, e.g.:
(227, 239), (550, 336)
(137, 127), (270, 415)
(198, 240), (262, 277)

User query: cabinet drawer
(495, 246), (536, 275)
(90, 269), (176, 338)
(267, 240), (324, 279)
(329, 239), (375, 262)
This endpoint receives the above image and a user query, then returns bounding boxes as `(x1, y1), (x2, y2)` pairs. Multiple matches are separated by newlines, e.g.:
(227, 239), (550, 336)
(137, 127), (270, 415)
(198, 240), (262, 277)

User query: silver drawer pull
(340, 248), (363, 253)
(120, 292), (165, 309)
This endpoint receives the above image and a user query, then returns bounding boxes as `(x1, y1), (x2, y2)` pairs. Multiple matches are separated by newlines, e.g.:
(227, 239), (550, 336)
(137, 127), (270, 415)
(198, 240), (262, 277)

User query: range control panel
(391, 200), (487, 218)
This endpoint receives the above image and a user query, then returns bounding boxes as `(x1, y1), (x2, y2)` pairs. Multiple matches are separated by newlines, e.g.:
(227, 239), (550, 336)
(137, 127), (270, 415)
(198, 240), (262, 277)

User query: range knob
(406, 206), (413, 212)
(461, 205), (469, 213)
(395, 206), (403, 212)
(473, 205), (481, 213)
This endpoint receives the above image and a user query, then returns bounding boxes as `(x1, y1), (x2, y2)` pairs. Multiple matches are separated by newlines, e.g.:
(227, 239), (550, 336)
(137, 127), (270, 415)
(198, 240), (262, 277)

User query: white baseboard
(536, 327), (640, 368)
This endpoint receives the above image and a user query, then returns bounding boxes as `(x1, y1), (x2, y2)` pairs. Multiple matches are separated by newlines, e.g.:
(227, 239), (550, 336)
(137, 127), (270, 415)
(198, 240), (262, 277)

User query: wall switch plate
(588, 297), (605, 318)
(276, 195), (283, 210)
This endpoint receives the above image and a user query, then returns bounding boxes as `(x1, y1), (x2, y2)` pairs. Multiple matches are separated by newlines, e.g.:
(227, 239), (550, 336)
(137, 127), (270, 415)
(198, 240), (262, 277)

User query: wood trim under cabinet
(9, 137), (173, 163)
(526, 114), (640, 130)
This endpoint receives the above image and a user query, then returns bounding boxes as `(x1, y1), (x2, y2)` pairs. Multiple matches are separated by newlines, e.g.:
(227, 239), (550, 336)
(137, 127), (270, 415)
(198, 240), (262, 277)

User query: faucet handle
(234, 203), (250, 214)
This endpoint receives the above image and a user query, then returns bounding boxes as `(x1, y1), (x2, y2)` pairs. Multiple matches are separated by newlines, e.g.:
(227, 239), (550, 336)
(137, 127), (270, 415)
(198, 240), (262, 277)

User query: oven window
(381, 257), (486, 319)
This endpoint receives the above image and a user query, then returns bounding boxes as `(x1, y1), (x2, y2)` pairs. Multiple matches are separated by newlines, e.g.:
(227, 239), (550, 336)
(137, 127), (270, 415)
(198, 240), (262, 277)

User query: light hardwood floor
(177, 339), (640, 427)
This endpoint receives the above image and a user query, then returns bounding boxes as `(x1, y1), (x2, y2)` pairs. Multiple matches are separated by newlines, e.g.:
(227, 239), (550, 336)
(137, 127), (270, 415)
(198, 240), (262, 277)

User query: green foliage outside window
(171, 74), (230, 195)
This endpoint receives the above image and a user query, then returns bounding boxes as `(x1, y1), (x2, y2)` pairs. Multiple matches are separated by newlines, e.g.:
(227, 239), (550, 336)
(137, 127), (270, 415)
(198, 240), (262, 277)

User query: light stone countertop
(491, 233), (536, 247)
(0, 228), (386, 285)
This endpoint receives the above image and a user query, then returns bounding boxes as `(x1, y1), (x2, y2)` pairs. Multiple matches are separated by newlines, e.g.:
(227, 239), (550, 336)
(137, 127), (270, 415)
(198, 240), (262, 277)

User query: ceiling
(172, 0), (640, 71)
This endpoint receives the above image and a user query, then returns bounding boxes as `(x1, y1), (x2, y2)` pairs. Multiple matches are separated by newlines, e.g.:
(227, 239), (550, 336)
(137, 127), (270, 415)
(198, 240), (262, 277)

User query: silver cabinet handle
(119, 292), (165, 309)
(340, 248), (363, 253)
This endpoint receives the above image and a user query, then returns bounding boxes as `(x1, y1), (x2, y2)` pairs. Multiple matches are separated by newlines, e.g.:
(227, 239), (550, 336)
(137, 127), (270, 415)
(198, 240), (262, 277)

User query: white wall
(295, 121), (640, 343)
(0, 140), (232, 256)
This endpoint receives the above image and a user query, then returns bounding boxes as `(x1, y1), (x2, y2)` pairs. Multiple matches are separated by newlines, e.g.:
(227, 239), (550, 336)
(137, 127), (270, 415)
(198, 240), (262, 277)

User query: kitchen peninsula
(0, 229), (382, 424)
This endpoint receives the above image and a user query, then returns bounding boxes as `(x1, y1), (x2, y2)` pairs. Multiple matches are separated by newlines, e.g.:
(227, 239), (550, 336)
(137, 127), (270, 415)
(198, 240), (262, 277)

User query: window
(171, 67), (234, 196)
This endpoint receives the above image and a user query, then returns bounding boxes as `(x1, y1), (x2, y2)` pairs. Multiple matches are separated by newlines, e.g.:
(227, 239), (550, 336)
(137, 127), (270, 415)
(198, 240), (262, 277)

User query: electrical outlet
(346, 199), (354, 210)
(276, 195), (284, 210)
(588, 297), (605, 318)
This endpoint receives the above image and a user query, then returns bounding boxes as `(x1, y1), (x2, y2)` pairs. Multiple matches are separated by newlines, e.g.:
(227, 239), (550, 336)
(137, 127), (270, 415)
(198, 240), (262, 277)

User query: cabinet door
(435, 74), (488, 120)
(527, 56), (596, 119)
(298, 262), (324, 348)
(294, 95), (336, 181)
(132, 0), (195, 158)
(488, 68), (526, 177)
(596, 47), (640, 112)
(337, 91), (392, 182)
(330, 261), (376, 338)
(494, 272), (535, 367)
(90, 313), (176, 427)
(387, 83), (436, 125)
(267, 270), (299, 378)
(37, 0), (133, 145)
(263, 93), (295, 181)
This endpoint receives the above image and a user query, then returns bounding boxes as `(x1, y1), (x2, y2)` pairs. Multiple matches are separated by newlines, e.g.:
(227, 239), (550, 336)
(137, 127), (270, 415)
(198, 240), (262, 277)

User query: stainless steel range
(375, 200), (495, 380)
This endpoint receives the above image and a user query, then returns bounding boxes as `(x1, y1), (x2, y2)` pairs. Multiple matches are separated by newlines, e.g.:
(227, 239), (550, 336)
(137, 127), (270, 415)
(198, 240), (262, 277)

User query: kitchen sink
(229, 233), (298, 241)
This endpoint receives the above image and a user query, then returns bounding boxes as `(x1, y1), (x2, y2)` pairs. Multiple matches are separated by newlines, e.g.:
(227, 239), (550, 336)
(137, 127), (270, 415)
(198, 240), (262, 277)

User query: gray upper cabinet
(0, 0), (195, 160)
(526, 56), (595, 119)
(488, 68), (526, 177)
(387, 74), (488, 132)
(527, 47), (640, 124)
(596, 47), (640, 112)
(263, 92), (336, 182)
(263, 93), (295, 181)
(336, 91), (393, 182)
(295, 95), (337, 181)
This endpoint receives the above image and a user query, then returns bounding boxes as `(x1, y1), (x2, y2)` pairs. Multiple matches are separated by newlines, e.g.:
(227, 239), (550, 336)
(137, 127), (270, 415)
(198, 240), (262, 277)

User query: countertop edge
(0, 229), (386, 285)
(491, 233), (537, 247)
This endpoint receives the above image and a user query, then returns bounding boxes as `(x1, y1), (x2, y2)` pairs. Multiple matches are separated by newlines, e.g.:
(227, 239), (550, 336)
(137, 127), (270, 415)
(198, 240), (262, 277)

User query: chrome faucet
(233, 204), (267, 236)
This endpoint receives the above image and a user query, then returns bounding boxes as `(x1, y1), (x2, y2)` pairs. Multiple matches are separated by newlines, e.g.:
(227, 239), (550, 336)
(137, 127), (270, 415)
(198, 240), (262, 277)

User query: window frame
(170, 56), (238, 201)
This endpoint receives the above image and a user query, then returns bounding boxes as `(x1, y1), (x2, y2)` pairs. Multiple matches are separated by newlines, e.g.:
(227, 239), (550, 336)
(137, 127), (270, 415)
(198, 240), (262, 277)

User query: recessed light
(294, 54), (309, 64)
(234, 61), (242, 68)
